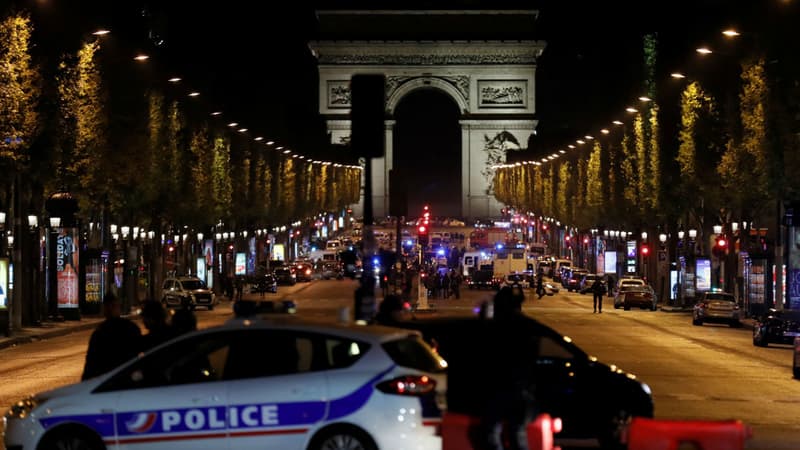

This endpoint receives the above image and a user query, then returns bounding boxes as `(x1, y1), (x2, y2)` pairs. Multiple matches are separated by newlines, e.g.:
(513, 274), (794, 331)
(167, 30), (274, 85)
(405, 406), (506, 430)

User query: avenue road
(0, 278), (798, 449)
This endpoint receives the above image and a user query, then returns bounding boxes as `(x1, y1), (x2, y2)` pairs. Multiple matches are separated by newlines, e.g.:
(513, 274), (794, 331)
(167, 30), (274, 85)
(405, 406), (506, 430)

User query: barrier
(441, 412), (562, 450)
(627, 417), (752, 450)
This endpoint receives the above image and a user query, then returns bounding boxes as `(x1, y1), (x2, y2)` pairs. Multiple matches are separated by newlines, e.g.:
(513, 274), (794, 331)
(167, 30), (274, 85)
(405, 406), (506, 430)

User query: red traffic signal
(641, 245), (650, 256)
(716, 238), (727, 248)
(418, 225), (427, 234)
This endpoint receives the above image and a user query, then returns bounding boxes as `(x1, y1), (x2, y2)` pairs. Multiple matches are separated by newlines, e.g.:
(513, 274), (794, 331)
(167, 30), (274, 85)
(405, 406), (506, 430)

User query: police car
(4, 318), (448, 450)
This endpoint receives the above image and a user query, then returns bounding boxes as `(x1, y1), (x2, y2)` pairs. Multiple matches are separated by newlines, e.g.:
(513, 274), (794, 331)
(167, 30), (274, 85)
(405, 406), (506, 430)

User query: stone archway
(310, 11), (546, 220)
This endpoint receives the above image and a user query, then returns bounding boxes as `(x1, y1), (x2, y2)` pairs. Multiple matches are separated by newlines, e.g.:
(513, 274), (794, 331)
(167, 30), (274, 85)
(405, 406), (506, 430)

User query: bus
(492, 245), (528, 278)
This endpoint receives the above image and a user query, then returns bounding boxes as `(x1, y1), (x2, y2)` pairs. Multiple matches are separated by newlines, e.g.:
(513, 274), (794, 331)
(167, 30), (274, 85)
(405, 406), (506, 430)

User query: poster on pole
(696, 258), (711, 292)
(203, 239), (214, 289)
(0, 258), (8, 308)
(235, 252), (246, 276)
(196, 257), (206, 285)
(604, 251), (617, 274)
(85, 258), (103, 305)
(56, 228), (80, 308)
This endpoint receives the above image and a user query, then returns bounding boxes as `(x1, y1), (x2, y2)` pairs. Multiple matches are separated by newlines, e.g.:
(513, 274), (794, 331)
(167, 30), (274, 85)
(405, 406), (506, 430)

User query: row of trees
(495, 29), (800, 242)
(0, 11), (361, 237)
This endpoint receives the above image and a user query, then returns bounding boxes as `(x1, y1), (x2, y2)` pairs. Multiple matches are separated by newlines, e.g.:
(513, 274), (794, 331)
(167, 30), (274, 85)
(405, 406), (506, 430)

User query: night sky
(9, 0), (795, 215)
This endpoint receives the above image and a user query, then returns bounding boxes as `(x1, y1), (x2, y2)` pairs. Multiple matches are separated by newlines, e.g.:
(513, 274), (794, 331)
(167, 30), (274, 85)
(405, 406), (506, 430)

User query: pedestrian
(170, 308), (198, 336)
(593, 279), (606, 313)
(140, 300), (173, 351)
(82, 292), (142, 381)
(606, 274), (615, 298)
(450, 269), (462, 299)
(478, 286), (537, 450)
(536, 268), (545, 299)
(235, 276), (244, 301)
(374, 294), (411, 326)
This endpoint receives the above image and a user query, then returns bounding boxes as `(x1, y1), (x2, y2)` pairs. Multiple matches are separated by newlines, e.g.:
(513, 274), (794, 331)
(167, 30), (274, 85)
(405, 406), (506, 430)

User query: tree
(55, 40), (107, 214)
(0, 12), (39, 165)
(211, 135), (232, 221)
(586, 141), (603, 224)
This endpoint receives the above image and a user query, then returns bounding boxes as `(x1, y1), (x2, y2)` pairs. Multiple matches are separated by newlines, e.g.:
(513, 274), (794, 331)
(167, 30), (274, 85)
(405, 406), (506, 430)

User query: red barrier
(441, 412), (562, 450)
(627, 417), (753, 450)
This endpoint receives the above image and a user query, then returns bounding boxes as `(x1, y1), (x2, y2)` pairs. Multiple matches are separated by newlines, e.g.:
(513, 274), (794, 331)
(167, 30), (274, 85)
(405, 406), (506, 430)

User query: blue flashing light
(437, 249), (445, 256)
(480, 252), (486, 258)
(311, 246), (317, 251)
(373, 257), (380, 266)
(496, 243), (504, 250)
(406, 239), (413, 246)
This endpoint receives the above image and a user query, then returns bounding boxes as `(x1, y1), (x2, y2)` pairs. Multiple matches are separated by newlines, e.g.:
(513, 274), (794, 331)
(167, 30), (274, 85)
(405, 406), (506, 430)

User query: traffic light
(713, 236), (728, 257)
(641, 244), (650, 257)
(418, 224), (429, 247)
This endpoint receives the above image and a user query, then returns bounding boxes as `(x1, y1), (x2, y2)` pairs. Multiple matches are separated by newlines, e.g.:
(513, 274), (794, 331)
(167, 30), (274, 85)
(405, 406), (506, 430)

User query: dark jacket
(82, 317), (142, 380)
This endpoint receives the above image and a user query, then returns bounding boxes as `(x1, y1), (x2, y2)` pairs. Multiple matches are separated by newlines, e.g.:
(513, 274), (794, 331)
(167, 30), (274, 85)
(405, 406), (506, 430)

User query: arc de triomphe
(310, 10), (546, 220)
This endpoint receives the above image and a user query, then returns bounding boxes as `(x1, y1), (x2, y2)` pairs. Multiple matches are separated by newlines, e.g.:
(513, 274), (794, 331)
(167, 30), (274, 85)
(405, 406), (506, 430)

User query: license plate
(783, 331), (800, 337)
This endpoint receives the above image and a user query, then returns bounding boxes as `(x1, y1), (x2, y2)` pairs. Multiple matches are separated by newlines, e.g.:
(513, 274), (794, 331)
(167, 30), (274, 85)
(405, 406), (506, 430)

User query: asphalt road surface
(0, 277), (798, 449)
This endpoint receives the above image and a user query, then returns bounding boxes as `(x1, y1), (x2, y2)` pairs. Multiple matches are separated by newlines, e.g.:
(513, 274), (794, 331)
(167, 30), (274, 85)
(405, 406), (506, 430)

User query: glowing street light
(670, 72), (686, 79)
(722, 29), (740, 37)
(168, 77), (181, 83)
(696, 47), (713, 55)
(92, 29), (110, 36)
(133, 54), (149, 61)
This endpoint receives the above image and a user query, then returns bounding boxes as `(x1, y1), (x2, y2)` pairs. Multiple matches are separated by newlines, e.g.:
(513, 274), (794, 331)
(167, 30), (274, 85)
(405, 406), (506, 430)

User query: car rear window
(382, 335), (447, 373)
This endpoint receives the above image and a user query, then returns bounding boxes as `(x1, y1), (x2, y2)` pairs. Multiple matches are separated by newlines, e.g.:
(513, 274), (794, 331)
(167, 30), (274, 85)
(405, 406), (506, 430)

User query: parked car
(250, 273), (278, 294)
(614, 285), (657, 311)
(578, 274), (603, 294)
(752, 308), (800, 347)
(160, 276), (216, 310)
(564, 269), (588, 292)
(503, 272), (530, 288)
(319, 261), (344, 280)
(793, 337), (800, 379)
(4, 318), (447, 450)
(293, 262), (314, 282)
(692, 291), (741, 327)
(393, 316), (653, 448)
(273, 266), (297, 285)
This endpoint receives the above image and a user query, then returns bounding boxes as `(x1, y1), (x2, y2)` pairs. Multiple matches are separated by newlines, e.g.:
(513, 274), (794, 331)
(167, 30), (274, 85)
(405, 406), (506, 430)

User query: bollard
(441, 412), (561, 450)
(627, 417), (752, 450)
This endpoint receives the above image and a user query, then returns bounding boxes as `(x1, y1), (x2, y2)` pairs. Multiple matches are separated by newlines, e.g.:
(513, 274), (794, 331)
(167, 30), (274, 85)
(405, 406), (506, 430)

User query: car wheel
(614, 303), (620, 309)
(623, 303), (631, 311)
(753, 325), (769, 347)
(729, 320), (741, 328)
(37, 426), (105, 450)
(598, 406), (634, 450)
(692, 316), (703, 326)
(651, 303), (657, 311)
(208, 304), (214, 311)
(308, 425), (377, 450)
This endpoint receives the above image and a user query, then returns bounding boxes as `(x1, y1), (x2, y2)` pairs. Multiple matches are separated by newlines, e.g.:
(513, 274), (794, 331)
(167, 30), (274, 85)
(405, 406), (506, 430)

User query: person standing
(140, 300), (173, 351)
(82, 292), (142, 380)
(536, 268), (545, 299)
(593, 279), (606, 313)
(478, 286), (537, 450)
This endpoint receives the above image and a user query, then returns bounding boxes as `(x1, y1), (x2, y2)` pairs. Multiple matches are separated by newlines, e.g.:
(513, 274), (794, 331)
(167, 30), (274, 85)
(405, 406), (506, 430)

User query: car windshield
(180, 279), (206, 290)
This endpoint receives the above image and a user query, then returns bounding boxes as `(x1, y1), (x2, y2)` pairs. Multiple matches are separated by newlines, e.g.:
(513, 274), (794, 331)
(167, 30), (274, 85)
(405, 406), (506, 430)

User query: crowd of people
(81, 292), (197, 381)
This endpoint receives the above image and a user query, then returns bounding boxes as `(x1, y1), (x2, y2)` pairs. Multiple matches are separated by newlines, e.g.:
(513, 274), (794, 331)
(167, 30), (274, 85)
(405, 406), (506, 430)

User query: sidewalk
(0, 314), (124, 351)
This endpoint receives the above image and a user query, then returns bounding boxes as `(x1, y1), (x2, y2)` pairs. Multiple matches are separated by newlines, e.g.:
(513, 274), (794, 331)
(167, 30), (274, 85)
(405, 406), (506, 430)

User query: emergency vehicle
(4, 318), (447, 450)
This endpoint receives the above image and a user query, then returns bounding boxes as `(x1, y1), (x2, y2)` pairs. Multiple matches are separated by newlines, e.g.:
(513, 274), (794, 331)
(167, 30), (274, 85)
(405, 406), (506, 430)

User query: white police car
(4, 318), (448, 450)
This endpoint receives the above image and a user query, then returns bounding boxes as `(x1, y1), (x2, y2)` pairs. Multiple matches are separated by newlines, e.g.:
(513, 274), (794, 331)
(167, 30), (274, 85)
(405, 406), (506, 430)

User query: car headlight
(640, 382), (652, 396)
(7, 396), (37, 419)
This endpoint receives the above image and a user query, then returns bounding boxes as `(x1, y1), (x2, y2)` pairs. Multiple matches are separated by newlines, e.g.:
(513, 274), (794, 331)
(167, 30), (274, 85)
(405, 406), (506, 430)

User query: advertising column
(56, 228), (80, 320)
